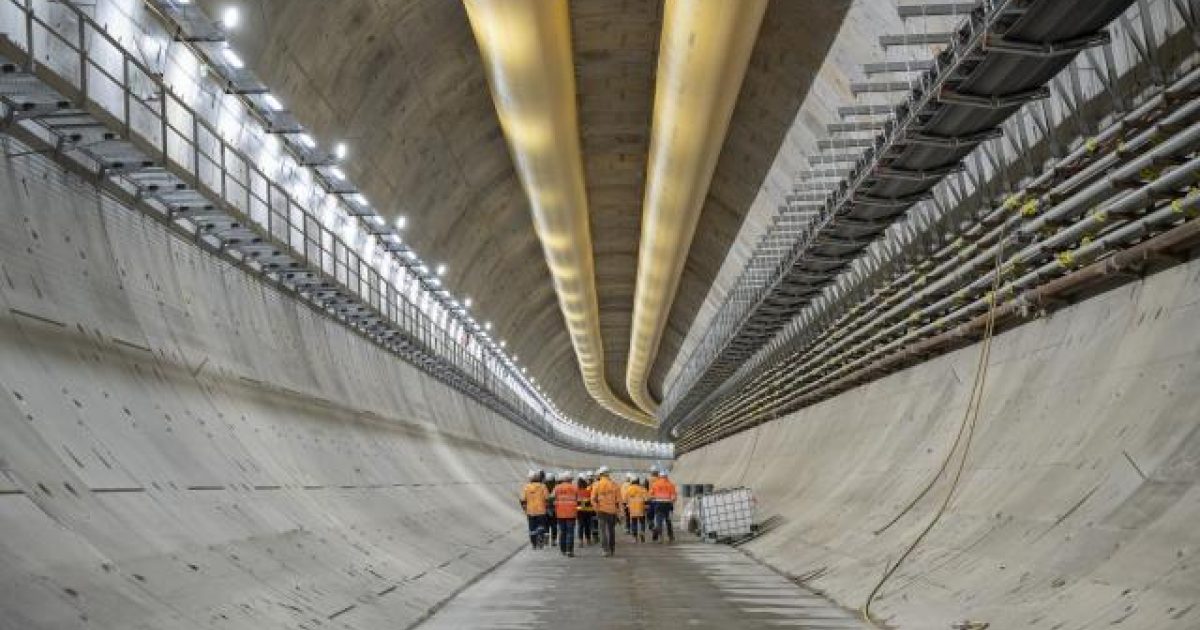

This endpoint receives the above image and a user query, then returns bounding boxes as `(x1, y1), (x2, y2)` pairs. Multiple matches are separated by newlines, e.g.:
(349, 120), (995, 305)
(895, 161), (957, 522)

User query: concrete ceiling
(213, 0), (850, 437)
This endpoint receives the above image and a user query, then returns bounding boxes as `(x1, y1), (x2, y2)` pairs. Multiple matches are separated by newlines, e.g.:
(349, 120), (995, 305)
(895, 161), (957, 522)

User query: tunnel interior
(0, 1), (1197, 629)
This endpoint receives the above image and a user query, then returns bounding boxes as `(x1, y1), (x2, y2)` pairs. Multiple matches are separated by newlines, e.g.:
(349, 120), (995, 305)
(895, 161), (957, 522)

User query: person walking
(624, 478), (649, 543)
(544, 471), (557, 547)
(550, 471), (578, 557)
(620, 473), (634, 535)
(576, 472), (595, 547)
(650, 470), (678, 543)
(590, 466), (621, 557)
(520, 470), (548, 549)
(645, 469), (659, 539)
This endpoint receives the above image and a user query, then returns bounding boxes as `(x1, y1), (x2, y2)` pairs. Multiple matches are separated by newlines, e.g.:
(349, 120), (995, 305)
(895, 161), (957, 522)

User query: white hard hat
(528, 470), (538, 480)
(626, 472), (636, 481)
(597, 466), (610, 475)
(546, 472), (557, 481)
(562, 470), (574, 480)
(649, 465), (659, 473)
(660, 470), (670, 478)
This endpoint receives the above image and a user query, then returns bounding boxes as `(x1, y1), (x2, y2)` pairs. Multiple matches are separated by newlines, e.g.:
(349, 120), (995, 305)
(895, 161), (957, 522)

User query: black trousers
(526, 514), (546, 546)
(577, 511), (595, 543)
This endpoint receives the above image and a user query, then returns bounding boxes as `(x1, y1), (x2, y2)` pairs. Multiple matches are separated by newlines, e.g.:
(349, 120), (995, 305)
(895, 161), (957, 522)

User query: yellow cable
(861, 228), (1007, 627)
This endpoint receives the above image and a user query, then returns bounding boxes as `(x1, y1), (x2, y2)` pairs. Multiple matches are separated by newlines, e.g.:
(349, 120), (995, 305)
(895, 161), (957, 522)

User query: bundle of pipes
(680, 68), (1200, 450)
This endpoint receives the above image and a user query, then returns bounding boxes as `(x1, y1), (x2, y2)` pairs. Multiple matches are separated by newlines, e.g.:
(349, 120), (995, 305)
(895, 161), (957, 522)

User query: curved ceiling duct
(625, 0), (768, 415)
(464, 0), (653, 426)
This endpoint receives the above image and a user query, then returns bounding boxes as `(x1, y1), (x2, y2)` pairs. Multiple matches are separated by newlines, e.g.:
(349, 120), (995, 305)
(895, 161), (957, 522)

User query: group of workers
(520, 465), (678, 557)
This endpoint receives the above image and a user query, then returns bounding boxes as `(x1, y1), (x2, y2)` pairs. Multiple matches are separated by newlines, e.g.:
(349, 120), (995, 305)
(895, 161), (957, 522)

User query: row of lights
(175, 1), (666, 455)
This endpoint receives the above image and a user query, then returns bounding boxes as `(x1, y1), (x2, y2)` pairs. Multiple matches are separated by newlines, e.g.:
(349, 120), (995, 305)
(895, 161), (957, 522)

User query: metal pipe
(737, 175), (1199, 430)
(697, 90), (1200, 432)
(463, 0), (652, 425)
(625, 0), (769, 415)
(694, 84), (1200, 436)
(688, 207), (1200, 451)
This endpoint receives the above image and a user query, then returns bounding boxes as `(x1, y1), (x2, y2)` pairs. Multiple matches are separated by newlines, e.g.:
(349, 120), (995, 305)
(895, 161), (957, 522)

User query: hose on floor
(860, 222), (1009, 628)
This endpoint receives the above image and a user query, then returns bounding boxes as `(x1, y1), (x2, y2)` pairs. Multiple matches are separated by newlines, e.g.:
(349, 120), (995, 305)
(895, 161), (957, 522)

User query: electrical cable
(860, 223), (1008, 627)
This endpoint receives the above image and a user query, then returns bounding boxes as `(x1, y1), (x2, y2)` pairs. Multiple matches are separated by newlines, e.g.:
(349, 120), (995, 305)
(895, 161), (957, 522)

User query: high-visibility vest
(590, 477), (620, 514)
(576, 482), (594, 511)
(552, 482), (579, 519)
(624, 484), (648, 517)
(522, 482), (548, 516)
(650, 478), (677, 502)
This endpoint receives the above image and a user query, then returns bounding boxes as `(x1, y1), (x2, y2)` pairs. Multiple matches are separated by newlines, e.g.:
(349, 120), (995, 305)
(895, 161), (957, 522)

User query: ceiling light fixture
(221, 6), (240, 29)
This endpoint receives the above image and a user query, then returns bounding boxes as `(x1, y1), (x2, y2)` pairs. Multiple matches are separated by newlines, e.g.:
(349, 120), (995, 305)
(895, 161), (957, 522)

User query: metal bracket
(938, 86), (1051, 108)
(982, 31), (1111, 57)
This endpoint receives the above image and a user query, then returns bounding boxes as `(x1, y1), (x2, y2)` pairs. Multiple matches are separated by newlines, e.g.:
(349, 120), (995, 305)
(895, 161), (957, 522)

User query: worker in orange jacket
(649, 470), (678, 543)
(624, 477), (650, 543)
(550, 471), (579, 557)
(576, 471), (595, 546)
(590, 466), (622, 557)
(520, 470), (549, 549)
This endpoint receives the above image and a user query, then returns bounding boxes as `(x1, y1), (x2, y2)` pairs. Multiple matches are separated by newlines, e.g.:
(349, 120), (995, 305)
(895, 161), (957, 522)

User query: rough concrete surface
(0, 147), (642, 630)
(417, 541), (868, 629)
(675, 256), (1200, 628)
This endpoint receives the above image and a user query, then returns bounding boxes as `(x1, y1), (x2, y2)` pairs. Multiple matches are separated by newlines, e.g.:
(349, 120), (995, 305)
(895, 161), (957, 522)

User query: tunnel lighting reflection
(334, 142), (348, 160)
(395, 215), (407, 229)
(221, 6), (240, 29)
(435, 263), (447, 276)
(297, 133), (317, 149)
(219, 46), (244, 69)
(263, 93), (284, 111)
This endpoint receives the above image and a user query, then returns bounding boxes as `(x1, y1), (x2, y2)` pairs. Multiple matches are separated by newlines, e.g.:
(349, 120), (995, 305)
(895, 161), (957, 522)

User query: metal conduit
(661, 0), (1144, 436)
(682, 65), (1200, 443)
(624, 0), (768, 415)
(463, 0), (651, 425)
(708, 110), (1200, 435)
(686, 77), (1200, 444)
(682, 95), (1200, 448)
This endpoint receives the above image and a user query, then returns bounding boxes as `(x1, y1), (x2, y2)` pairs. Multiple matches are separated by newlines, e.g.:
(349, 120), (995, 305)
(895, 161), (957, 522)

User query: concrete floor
(416, 539), (867, 630)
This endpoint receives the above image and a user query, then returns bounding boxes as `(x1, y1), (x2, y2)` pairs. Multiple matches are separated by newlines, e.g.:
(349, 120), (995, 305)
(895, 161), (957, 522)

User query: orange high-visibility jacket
(624, 484), (649, 517)
(590, 477), (621, 514)
(521, 482), (548, 516)
(650, 477), (677, 502)
(551, 481), (579, 519)
(576, 481), (594, 511)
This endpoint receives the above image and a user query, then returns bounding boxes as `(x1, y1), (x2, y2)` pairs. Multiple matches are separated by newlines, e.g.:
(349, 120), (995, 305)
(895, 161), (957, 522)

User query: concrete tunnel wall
(0, 146), (648, 630)
(675, 255), (1200, 628)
